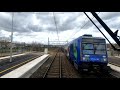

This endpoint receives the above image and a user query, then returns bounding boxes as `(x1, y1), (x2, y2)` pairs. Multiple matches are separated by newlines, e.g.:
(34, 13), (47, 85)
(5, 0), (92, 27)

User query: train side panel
(68, 38), (81, 69)
(77, 38), (82, 64)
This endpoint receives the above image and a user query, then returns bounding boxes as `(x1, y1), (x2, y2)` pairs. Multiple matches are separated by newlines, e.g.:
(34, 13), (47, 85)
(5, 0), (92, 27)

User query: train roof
(66, 34), (105, 45)
(79, 34), (104, 39)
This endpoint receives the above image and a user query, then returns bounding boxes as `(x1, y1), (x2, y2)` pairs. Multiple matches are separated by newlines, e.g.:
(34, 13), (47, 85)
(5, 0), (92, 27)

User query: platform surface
(0, 54), (49, 78)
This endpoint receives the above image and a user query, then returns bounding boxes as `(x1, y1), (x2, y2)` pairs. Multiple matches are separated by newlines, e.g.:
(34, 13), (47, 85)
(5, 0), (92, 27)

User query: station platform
(0, 52), (30, 60)
(0, 54), (49, 78)
(108, 56), (120, 67)
(108, 64), (120, 73)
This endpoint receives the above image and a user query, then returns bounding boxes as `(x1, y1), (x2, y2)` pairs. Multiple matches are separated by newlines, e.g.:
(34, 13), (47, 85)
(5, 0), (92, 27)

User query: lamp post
(10, 12), (14, 62)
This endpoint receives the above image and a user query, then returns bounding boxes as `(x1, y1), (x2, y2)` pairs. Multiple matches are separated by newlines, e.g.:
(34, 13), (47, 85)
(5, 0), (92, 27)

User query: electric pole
(10, 12), (14, 62)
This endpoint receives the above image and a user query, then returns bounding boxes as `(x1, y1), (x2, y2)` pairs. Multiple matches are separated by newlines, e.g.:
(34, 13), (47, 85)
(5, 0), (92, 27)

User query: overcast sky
(0, 12), (120, 45)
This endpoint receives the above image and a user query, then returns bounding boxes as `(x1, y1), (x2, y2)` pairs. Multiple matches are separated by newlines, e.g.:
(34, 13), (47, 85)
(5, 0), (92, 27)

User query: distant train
(63, 34), (109, 72)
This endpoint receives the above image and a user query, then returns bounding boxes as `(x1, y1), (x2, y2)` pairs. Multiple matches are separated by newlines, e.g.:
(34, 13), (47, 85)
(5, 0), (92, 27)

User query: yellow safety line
(109, 62), (120, 67)
(0, 56), (39, 74)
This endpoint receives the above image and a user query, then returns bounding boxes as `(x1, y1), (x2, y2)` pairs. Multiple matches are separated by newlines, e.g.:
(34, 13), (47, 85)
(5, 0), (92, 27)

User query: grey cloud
(81, 12), (120, 30)
(104, 17), (120, 30)
(27, 24), (42, 32)
(58, 13), (82, 31)
(110, 24), (120, 29)
(35, 12), (83, 32)
(14, 32), (36, 39)
(35, 12), (50, 15)
(0, 12), (34, 33)
(0, 12), (84, 34)
(35, 13), (54, 25)
(0, 15), (12, 31)
(92, 15), (120, 32)
(1, 12), (120, 35)
(99, 12), (120, 21)
(76, 18), (98, 30)
(46, 26), (56, 31)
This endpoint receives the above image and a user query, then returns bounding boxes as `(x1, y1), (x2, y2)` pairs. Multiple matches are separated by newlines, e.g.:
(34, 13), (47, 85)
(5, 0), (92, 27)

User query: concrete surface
(0, 54), (49, 78)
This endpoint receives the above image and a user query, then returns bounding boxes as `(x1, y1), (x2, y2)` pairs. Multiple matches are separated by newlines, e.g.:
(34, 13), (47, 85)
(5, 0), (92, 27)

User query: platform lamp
(10, 12), (14, 62)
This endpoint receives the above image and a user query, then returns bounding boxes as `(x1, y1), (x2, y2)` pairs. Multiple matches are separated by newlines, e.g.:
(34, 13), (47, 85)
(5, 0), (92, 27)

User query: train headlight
(102, 56), (107, 62)
(103, 58), (106, 61)
(83, 55), (89, 61)
(83, 57), (85, 60)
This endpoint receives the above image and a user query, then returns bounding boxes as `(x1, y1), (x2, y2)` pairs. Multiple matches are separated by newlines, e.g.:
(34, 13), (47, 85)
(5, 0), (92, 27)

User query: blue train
(64, 34), (109, 72)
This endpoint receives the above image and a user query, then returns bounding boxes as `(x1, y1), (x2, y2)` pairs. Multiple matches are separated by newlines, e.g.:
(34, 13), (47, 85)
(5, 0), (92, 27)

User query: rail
(43, 49), (62, 78)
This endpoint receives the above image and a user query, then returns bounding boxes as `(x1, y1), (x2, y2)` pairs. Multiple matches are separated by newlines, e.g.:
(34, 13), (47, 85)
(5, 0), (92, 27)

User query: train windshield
(82, 38), (106, 55)
(94, 44), (106, 54)
(82, 44), (94, 54)
(82, 43), (94, 49)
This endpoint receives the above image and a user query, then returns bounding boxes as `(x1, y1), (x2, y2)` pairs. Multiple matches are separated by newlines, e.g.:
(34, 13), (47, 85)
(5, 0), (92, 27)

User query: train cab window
(82, 43), (94, 54)
(82, 43), (94, 50)
(94, 44), (106, 55)
(82, 43), (106, 55)
(94, 44), (106, 50)
(95, 50), (106, 55)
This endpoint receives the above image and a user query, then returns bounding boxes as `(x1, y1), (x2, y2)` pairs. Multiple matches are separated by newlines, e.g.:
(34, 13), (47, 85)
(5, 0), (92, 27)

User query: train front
(80, 37), (108, 71)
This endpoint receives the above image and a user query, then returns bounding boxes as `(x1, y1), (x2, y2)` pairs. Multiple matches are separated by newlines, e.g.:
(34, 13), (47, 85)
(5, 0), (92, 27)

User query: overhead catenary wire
(0, 12), (61, 46)
(53, 12), (60, 45)
(66, 12), (100, 43)
(84, 12), (117, 50)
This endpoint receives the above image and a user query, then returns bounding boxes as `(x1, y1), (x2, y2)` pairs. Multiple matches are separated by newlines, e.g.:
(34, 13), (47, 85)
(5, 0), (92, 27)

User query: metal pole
(84, 12), (118, 51)
(90, 12), (120, 48)
(48, 37), (49, 49)
(10, 12), (14, 62)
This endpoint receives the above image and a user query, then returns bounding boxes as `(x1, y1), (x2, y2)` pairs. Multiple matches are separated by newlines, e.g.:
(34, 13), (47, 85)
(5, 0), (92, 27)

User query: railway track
(30, 49), (119, 78)
(41, 49), (79, 78)
(0, 53), (41, 77)
(43, 49), (62, 78)
(73, 64), (117, 78)
(30, 49), (81, 78)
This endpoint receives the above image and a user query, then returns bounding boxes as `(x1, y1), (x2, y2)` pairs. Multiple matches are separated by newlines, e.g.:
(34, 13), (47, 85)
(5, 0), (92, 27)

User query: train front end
(80, 36), (108, 71)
